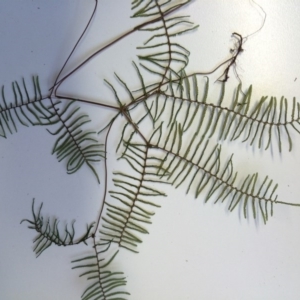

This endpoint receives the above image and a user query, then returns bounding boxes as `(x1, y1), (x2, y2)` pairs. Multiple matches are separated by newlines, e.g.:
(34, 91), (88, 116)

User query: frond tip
(21, 199), (95, 257)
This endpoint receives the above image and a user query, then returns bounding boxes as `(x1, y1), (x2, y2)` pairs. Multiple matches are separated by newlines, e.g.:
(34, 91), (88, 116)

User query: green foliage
(153, 75), (300, 152)
(132, 0), (198, 89)
(72, 241), (129, 300)
(21, 199), (95, 257)
(100, 143), (167, 252)
(0, 76), (104, 181)
(46, 100), (105, 182)
(1, 0), (299, 298)
(0, 76), (53, 137)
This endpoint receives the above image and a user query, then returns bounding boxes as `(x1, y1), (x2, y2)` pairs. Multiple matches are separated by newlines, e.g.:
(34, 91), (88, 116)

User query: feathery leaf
(0, 76), (54, 137)
(72, 240), (129, 300)
(21, 199), (95, 257)
(100, 142), (167, 252)
(46, 100), (105, 182)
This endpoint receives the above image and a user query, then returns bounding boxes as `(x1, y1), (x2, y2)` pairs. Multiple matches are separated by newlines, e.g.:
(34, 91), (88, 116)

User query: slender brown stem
(50, 0), (99, 93)
(55, 94), (120, 110)
(93, 118), (115, 234)
(275, 201), (300, 207)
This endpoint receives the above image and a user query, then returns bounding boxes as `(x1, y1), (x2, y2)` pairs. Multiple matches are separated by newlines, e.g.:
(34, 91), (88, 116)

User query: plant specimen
(1, 1), (300, 299)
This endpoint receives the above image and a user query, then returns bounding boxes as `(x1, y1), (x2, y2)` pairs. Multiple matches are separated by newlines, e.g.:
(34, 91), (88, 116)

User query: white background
(1, 1), (300, 299)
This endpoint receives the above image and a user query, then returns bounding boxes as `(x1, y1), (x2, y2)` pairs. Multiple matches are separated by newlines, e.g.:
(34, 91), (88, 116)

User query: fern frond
(149, 74), (300, 151)
(148, 121), (279, 223)
(0, 76), (54, 137)
(132, 0), (198, 88)
(21, 199), (95, 257)
(46, 100), (105, 182)
(72, 240), (129, 300)
(100, 143), (167, 252)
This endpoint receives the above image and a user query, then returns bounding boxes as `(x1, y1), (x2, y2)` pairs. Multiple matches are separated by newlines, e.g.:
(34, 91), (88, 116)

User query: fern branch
(100, 143), (166, 252)
(152, 140), (274, 223)
(21, 199), (95, 257)
(72, 239), (129, 300)
(133, 0), (198, 90)
(46, 99), (104, 182)
(145, 118), (300, 223)
(0, 76), (54, 137)
(147, 75), (300, 151)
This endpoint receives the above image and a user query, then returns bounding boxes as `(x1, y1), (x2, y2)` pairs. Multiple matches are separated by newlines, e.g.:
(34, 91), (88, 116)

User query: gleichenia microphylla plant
(2, 1), (300, 299)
